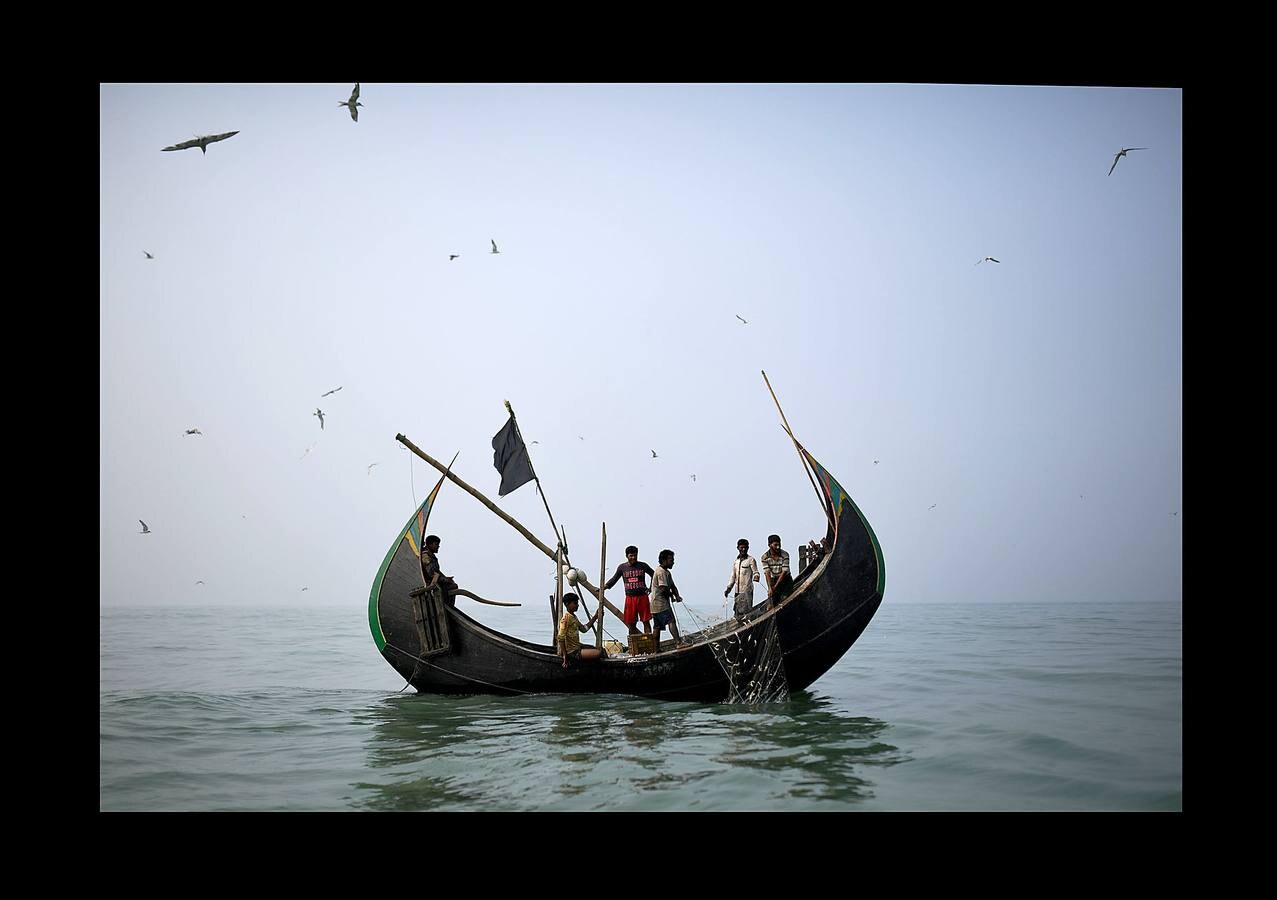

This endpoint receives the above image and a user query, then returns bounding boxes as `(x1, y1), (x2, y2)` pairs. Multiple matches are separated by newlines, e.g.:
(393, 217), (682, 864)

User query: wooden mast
(395, 433), (627, 623)
(555, 544), (564, 646)
(597, 522), (607, 648)
(761, 371), (833, 530)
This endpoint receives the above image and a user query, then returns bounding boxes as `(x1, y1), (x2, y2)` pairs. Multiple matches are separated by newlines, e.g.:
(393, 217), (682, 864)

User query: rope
(386, 642), (536, 695)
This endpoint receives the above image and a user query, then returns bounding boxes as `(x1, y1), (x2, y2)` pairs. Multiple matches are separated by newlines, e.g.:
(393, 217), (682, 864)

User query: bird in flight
(1108, 147), (1148, 176)
(735, 315), (749, 325)
(928, 504), (937, 510)
(196, 580), (205, 586)
(976, 257), (1000, 265)
(339, 83), (363, 122)
(531, 440), (540, 445)
(301, 587), (309, 592)
(690, 474), (696, 482)
(314, 408), (325, 430)
(321, 386), (343, 397)
(184, 428), (202, 436)
(143, 251), (155, 260)
(139, 520), (151, 534)
(367, 463), (379, 475)
(577, 435), (585, 441)
(651, 450), (659, 458)
(162, 131), (239, 154)
(449, 254), (459, 261)
(300, 444), (316, 461)
(491, 240), (500, 255)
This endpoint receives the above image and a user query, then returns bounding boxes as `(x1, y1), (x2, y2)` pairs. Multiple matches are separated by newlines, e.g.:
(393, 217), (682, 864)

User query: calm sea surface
(100, 601), (1181, 811)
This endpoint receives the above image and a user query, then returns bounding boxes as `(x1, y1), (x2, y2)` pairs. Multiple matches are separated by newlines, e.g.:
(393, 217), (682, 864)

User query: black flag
(492, 416), (535, 497)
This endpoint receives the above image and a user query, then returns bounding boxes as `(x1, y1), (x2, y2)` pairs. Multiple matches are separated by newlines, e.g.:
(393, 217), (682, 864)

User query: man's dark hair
(768, 534), (781, 544)
(625, 545), (638, 555)
(737, 539), (749, 548)
(659, 549), (674, 564)
(426, 535), (440, 545)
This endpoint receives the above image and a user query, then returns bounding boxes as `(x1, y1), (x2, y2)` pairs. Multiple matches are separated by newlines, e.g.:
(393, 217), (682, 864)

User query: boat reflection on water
(353, 692), (905, 810)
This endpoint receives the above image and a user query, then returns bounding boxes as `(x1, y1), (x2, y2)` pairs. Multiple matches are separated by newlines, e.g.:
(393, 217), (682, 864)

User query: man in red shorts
(604, 544), (654, 636)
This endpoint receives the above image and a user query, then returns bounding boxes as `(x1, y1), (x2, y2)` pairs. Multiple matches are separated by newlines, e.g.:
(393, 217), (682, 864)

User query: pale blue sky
(100, 83), (1181, 638)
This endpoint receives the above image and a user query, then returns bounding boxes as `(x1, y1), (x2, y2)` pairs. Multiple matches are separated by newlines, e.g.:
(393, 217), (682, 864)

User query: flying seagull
(491, 240), (500, 255)
(651, 450), (658, 458)
(577, 435), (585, 441)
(143, 251), (155, 260)
(449, 254), (459, 261)
(196, 580), (205, 586)
(735, 315), (749, 324)
(928, 504), (937, 510)
(874, 459), (879, 465)
(690, 474), (696, 482)
(339, 83), (363, 122)
(301, 587), (309, 592)
(976, 257), (1000, 265)
(367, 463), (379, 475)
(1108, 147), (1148, 176)
(184, 428), (202, 436)
(321, 386), (343, 397)
(531, 440), (540, 445)
(139, 520), (151, 534)
(314, 408), (325, 430)
(162, 131), (239, 154)
(300, 444), (316, 461)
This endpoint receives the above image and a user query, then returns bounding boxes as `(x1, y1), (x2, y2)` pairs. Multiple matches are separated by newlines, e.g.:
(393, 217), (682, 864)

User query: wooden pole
(395, 433), (628, 623)
(597, 522), (607, 647)
(555, 545), (564, 646)
(760, 371), (832, 528)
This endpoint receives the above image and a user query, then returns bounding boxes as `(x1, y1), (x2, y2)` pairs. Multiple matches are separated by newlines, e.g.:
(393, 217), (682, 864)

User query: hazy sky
(100, 83), (1181, 638)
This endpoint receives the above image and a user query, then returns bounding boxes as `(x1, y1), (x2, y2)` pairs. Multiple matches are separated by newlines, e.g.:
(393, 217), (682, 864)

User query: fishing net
(680, 604), (789, 704)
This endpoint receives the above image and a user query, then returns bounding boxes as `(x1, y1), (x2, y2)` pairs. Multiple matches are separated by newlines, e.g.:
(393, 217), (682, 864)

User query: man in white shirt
(724, 538), (761, 623)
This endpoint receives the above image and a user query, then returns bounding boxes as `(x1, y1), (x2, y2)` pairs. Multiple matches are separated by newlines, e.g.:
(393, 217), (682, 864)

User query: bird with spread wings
(162, 131), (239, 154)
(339, 83), (363, 122)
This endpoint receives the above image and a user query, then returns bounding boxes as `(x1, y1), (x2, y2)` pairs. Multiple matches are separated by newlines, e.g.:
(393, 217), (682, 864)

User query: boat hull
(370, 447), (884, 702)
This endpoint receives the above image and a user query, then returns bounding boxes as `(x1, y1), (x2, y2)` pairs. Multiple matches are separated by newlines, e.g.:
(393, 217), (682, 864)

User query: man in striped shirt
(761, 534), (793, 607)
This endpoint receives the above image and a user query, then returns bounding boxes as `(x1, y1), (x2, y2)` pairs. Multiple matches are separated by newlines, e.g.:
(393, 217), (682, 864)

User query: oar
(454, 588), (521, 608)
(412, 586), (521, 607)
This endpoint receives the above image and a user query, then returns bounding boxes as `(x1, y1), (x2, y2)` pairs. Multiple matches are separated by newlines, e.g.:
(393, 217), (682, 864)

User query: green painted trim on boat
(368, 505), (423, 652)
(817, 457), (887, 599)
(845, 494), (887, 597)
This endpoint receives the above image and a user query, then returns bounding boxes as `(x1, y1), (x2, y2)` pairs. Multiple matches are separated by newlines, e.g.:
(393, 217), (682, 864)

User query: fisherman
(761, 534), (793, 607)
(650, 549), (688, 649)
(724, 538), (761, 623)
(558, 593), (606, 668)
(420, 535), (459, 606)
(605, 545), (655, 636)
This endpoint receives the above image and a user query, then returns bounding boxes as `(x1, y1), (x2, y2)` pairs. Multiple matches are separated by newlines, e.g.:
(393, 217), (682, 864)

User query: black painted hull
(369, 448), (884, 702)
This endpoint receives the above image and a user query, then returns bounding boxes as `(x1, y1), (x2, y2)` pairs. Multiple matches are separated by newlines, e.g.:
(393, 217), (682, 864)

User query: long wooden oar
(410, 586), (521, 607)
(454, 588), (521, 608)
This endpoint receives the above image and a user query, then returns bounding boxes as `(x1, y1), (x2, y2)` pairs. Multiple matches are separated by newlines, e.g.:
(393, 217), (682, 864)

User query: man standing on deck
(650, 549), (687, 649)
(724, 538), (761, 623)
(420, 535), (459, 607)
(761, 534), (793, 608)
(605, 545), (654, 636)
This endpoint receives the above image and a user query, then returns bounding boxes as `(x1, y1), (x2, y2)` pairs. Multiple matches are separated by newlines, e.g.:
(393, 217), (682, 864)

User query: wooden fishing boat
(368, 387), (885, 702)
